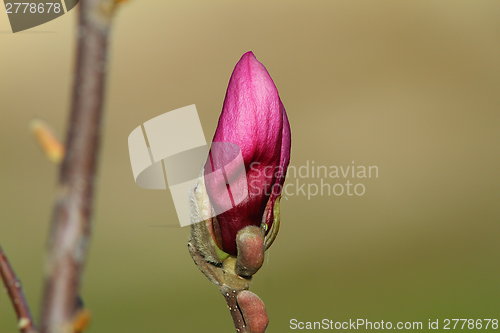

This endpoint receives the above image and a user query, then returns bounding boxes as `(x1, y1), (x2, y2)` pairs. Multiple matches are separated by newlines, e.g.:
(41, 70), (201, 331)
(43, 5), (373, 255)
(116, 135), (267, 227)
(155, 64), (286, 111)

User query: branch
(0, 245), (38, 333)
(189, 232), (269, 333)
(221, 286), (247, 333)
(39, 1), (116, 332)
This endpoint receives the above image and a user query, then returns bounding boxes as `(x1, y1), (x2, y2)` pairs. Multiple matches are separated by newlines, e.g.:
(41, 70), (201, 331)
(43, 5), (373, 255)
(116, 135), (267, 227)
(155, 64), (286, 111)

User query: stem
(221, 286), (247, 333)
(188, 241), (248, 332)
(0, 245), (38, 333)
(39, 1), (115, 332)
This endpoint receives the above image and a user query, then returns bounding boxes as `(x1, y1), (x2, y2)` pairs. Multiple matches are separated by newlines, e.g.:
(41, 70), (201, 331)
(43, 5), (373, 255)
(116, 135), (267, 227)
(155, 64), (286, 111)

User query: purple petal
(204, 52), (290, 255)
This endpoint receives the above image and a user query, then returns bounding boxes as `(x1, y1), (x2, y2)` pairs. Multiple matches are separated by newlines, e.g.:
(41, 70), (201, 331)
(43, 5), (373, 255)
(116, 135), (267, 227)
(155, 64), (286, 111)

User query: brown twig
(39, 1), (116, 332)
(0, 245), (38, 333)
(221, 286), (247, 333)
(189, 239), (270, 333)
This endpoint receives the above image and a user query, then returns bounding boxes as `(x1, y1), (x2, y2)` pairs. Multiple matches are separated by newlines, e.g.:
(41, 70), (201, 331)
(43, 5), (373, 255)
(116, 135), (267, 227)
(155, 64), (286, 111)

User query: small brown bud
(235, 226), (264, 277)
(237, 290), (269, 333)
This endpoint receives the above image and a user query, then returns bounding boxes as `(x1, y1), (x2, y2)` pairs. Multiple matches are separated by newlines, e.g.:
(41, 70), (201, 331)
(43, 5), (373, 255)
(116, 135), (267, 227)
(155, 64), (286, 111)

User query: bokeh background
(1, 1), (499, 332)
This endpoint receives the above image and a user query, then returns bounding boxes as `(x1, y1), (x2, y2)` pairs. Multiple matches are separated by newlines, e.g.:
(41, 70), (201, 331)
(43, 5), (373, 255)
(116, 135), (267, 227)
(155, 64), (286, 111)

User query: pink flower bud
(204, 52), (291, 255)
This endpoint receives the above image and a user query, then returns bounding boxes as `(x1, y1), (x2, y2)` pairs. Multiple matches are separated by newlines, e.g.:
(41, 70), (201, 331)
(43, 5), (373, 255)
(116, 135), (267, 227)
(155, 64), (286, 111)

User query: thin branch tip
(0, 245), (39, 333)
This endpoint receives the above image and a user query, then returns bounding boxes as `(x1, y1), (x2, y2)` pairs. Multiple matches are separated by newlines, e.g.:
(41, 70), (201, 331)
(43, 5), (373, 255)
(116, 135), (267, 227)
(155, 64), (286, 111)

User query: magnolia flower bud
(188, 52), (291, 333)
(204, 51), (291, 256)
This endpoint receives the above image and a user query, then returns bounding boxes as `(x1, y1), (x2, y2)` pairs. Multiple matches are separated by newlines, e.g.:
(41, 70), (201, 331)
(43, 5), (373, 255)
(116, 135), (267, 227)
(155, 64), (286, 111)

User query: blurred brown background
(1, 1), (499, 332)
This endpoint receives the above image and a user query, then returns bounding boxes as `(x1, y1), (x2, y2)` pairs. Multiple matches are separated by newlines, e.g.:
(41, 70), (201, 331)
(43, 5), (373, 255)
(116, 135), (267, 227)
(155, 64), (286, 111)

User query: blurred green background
(1, 1), (499, 332)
